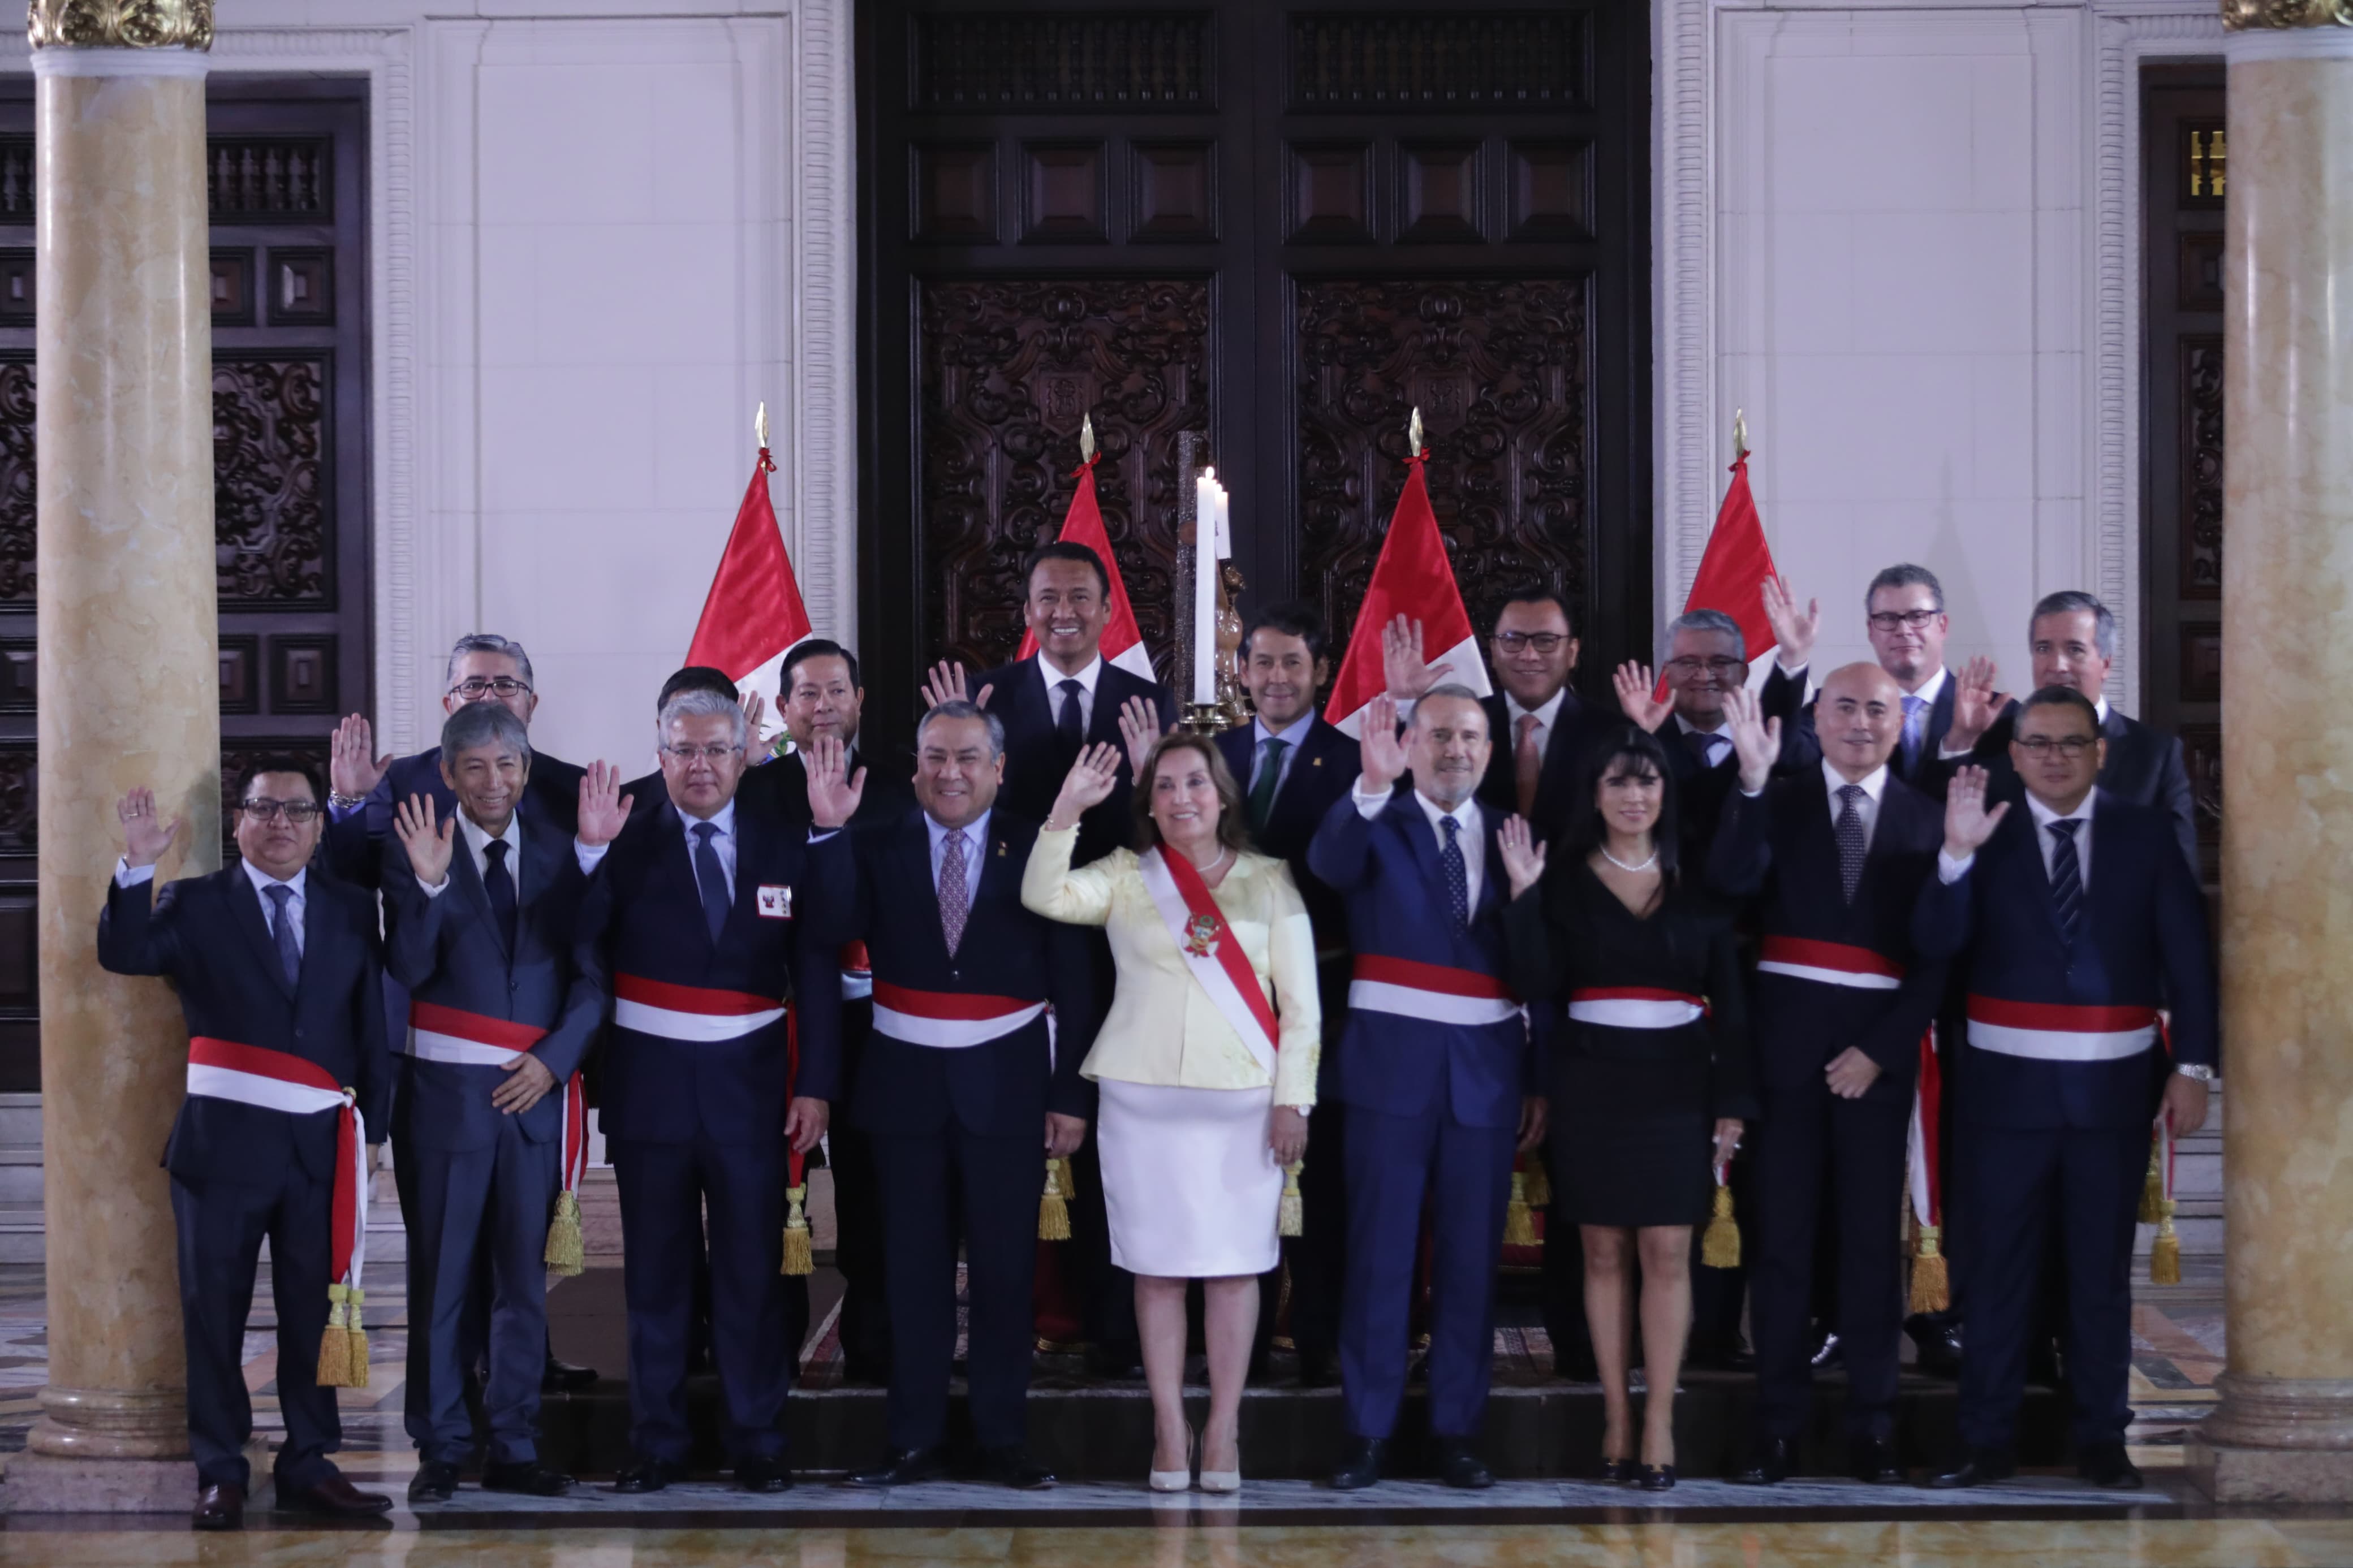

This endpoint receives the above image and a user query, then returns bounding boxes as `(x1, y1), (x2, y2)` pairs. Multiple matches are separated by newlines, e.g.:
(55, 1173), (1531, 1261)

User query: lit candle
(1193, 469), (1218, 705)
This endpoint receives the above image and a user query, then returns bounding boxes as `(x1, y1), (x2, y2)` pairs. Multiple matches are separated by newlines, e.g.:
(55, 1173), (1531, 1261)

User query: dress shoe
(1296, 1348), (1338, 1388)
(1851, 1436), (1906, 1484)
(542, 1353), (599, 1392)
(407, 1460), (460, 1502)
(1329, 1436), (1386, 1491)
(1598, 1455), (1640, 1484)
(610, 1456), (685, 1494)
(735, 1455), (795, 1493)
(1637, 1464), (1678, 1491)
(1907, 1319), (1964, 1380)
(1930, 1450), (2017, 1489)
(192, 1482), (244, 1531)
(846, 1447), (951, 1488)
(1430, 1435), (1493, 1489)
(278, 1473), (394, 1515)
(978, 1445), (1055, 1491)
(1809, 1329), (1845, 1370)
(482, 1460), (574, 1497)
(2079, 1442), (2143, 1490)
(1730, 1435), (1794, 1485)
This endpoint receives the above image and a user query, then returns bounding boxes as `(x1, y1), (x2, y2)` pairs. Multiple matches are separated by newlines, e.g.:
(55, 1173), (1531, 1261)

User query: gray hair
(1413, 683), (1486, 728)
(441, 699), (532, 763)
(657, 688), (749, 751)
(1865, 563), (1944, 615)
(447, 633), (534, 689)
(2031, 590), (2118, 662)
(916, 698), (1005, 760)
(1665, 607), (1746, 662)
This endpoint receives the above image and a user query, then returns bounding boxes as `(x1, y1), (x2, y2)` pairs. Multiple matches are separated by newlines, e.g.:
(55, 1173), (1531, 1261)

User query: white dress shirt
(679, 798), (740, 901)
(1505, 688), (1569, 759)
(1939, 786), (2096, 885)
(925, 808), (992, 896)
(1040, 651), (1104, 735)
(1248, 712), (1317, 797)
(1675, 711), (1733, 770)
(420, 809), (521, 899)
(1820, 759), (1889, 852)
(1351, 783), (1485, 909)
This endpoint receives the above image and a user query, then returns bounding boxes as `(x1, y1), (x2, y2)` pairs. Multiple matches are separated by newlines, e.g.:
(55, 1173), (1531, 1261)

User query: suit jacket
(575, 800), (841, 1144)
(1911, 789), (2217, 1130)
(1764, 664), (1956, 790)
(1217, 719), (1359, 990)
(1307, 786), (1536, 1130)
(975, 657), (1178, 866)
(625, 742), (916, 832)
(1929, 702), (2199, 875)
(1476, 689), (1594, 843)
(98, 861), (392, 1189)
(1708, 770), (1947, 1102)
(327, 744), (585, 889)
(809, 808), (1097, 1138)
(1663, 724), (1744, 858)
(380, 798), (604, 1153)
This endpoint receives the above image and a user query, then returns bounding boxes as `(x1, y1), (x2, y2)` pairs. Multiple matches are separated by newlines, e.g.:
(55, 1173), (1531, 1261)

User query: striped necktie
(2047, 818), (2085, 946)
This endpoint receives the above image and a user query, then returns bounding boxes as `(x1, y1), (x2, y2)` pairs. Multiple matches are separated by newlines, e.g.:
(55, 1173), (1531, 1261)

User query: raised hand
(921, 660), (994, 713)
(740, 690), (769, 745)
(1945, 655), (2002, 754)
(1613, 660), (1674, 732)
(1049, 741), (1123, 826)
(1724, 686), (1783, 793)
(576, 761), (635, 849)
(803, 735), (868, 830)
(1762, 574), (1820, 672)
(330, 713), (391, 801)
(392, 793), (455, 887)
(1942, 764), (2011, 859)
(1381, 614), (1450, 702)
(1358, 693), (1408, 793)
(1498, 814), (1548, 900)
(1116, 694), (1166, 775)
(116, 787), (183, 869)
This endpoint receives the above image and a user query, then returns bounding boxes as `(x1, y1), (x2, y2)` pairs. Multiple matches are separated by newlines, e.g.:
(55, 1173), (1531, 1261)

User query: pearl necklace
(1185, 844), (1231, 874)
(1600, 844), (1659, 874)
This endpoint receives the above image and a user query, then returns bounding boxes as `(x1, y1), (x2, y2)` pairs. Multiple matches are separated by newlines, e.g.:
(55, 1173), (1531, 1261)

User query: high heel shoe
(1637, 1463), (1678, 1491)
(1199, 1428), (1241, 1494)
(1148, 1427), (1196, 1493)
(1600, 1456), (1639, 1484)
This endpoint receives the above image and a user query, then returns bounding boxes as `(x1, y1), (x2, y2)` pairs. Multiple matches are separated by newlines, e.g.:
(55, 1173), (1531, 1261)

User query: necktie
(264, 883), (300, 988)
(690, 822), (730, 943)
(938, 828), (970, 957)
(1248, 737), (1289, 833)
(2047, 818), (2085, 947)
(1900, 693), (1928, 772)
(1439, 815), (1470, 932)
(1834, 783), (1868, 904)
(1688, 729), (1726, 770)
(1514, 715), (1543, 819)
(1055, 678), (1086, 760)
(483, 837), (519, 954)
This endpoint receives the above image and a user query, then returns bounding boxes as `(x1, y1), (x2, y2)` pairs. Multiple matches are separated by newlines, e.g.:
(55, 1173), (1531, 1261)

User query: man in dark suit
(807, 707), (1097, 1488)
(1710, 667), (1947, 1485)
(1309, 689), (1547, 1491)
(572, 688), (841, 1493)
(380, 702), (602, 1501)
(1216, 603), (1360, 1385)
(1761, 565), (1985, 791)
(1915, 688), (2217, 1491)
(99, 758), (395, 1530)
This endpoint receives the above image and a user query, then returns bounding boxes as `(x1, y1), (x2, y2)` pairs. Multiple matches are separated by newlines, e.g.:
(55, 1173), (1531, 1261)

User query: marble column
(2187, 1), (2353, 1506)
(7, 2), (221, 1513)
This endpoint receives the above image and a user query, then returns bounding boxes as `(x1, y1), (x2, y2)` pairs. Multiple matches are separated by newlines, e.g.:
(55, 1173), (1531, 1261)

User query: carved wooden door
(0, 80), (371, 1088)
(859, 1), (1650, 748)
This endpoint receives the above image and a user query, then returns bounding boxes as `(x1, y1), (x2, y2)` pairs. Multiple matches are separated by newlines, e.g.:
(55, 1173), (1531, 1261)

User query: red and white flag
(1322, 453), (1490, 736)
(686, 440), (812, 745)
(1680, 449), (1782, 669)
(1017, 451), (1155, 683)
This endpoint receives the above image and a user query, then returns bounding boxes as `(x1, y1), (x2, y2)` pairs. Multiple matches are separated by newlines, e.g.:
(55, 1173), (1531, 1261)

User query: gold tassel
(1053, 1156), (1079, 1204)
(1908, 1225), (1951, 1315)
(1038, 1159), (1071, 1242)
(344, 1289), (370, 1389)
(314, 1283), (354, 1389)
(1278, 1162), (1304, 1238)
(1520, 1154), (1552, 1211)
(2151, 1201), (2182, 1285)
(1700, 1182), (1742, 1269)
(2139, 1135), (2166, 1224)
(781, 1185), (814, 1276)
(1503, 1171), (1538, 1246)
(544, 1190), (585, 1277)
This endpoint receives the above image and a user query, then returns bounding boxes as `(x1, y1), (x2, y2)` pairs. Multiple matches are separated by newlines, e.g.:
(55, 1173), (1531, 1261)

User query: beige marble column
(2187, 2), (2353, 1506)
(6, 2), (220, 1513)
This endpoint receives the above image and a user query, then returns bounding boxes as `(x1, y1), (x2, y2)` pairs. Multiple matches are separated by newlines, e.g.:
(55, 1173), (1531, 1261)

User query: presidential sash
(1138, 846), (1278, 1078)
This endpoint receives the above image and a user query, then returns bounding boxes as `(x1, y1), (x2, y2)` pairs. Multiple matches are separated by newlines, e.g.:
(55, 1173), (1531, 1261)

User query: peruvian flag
(686, 442), (812, 746)
(1322, 452), (1490, 736)
(1680, 449), (1782, 668)
(1017, 451), (1155, 681)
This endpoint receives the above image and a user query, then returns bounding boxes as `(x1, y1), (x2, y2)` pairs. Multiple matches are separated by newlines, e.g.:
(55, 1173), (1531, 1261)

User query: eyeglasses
(450, 677), (533, 699)
(1493, 633), (1568, 654)
(1664, 656), (1748, 677)
(662, 742), (744, 762)
(240, 797), (323, 824)
(2016, 736), (2097, 757)
(1867, 610), (1941, 633)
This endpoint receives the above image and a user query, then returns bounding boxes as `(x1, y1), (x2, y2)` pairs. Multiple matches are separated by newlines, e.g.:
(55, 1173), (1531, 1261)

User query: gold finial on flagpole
(1080, 413), (1096, 463)
(1408, 406), (1425, 459)
(1733, 407), (1748, 460)
(756, 400), (770, 450)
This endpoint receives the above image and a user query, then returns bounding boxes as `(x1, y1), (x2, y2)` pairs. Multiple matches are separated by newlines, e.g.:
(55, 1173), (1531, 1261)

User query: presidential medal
(1183, 913), (1220, 958)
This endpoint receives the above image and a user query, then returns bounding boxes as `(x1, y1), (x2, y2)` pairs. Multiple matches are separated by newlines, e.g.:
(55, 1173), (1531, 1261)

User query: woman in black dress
(1500, 724), (1755, 1488)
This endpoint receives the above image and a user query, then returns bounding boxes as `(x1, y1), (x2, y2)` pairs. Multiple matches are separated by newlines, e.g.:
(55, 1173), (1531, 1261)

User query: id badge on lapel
(758, 884), (793, 920)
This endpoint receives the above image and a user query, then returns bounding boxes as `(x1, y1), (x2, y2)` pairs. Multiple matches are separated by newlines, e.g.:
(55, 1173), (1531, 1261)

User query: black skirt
(1551, 1035), (1715, 1229)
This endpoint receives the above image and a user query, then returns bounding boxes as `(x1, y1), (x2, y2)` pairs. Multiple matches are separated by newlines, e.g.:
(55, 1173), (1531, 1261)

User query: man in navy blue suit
(1711, 666), (1947, 1485)
(99, 758), (394, 1530)
(1309, 688), (1547, 1491)
(380, 702), (602, 1501)
(1915, 688), (2216, 1491)
(572, 688), (841, 1493)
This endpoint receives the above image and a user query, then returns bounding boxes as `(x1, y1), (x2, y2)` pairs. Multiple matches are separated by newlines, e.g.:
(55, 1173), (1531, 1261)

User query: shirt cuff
(1351, 780), (1393, 818)
(114, 858), (157, 888)
(1775, 657), (1808, 679)
(1937, 849), (1975, 884)
(1739, 784), (1765, 798)
(807, 827), (841, 844)
(575, 839), (611, 875)
(420, 875), (450, 899)
(1936, 744), (1973, 761)
(329, 800), (363, 823)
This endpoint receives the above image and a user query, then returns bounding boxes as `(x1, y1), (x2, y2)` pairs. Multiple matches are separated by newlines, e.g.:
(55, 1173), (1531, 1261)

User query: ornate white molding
(783, 0), (857, 658)
(1652, 0), (1719, 636)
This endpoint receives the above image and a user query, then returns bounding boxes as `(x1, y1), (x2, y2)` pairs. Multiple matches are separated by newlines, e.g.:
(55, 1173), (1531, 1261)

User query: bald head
(1817, 662), (1904, 781)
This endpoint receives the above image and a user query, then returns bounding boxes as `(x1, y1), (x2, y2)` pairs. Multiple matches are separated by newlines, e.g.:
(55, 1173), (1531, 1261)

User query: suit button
(294, 1028), (305, 1039)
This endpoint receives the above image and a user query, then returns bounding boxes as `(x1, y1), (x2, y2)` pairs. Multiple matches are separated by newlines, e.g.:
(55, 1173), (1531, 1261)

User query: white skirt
(1095, 1079), (1281, 1279)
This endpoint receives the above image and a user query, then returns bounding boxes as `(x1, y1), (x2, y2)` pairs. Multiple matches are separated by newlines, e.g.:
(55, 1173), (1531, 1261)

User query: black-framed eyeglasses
(1867, 609), (1941, 633)
(1494, 633), (1568, 654)
(2016, 736), (2096, 757)
(240, 797), (323, 824)
(662, 742), (744, 763)
(1664, 656), (1748, 676)
(450, 677), (533, 699)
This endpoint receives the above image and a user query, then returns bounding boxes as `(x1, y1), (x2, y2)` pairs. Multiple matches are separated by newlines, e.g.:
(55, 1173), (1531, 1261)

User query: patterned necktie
(1248, 737), (1289, 833)
(1834, 783), (1868, 904)
(1439, 814), (1470, 932)
(2047, 818), (2085, 946)
(483, 837), (519, 953)
(264, 883), (300, 988)
(1055, 678), (1086, 760)
(1514, 715), (1543, 819)
(690, 821), (730, 942)
(1900, 693), (1928, 772)
(938, 828), (970, 957)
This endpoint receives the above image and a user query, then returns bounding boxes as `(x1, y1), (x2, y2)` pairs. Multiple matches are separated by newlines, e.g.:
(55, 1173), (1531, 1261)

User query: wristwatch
(2174, 1063), (2217, 1083)
(327, 792), (364, 810)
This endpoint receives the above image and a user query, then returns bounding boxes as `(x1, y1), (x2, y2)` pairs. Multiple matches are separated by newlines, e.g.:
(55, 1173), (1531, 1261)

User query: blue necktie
(2047, 818), (2085, 947)
(264, 882), (300, 988)
(1439, 815), (1470, 933)
(691, 821), (730, 942)
(1900, 693), (1928, 772)
(483, 837), (519, 954)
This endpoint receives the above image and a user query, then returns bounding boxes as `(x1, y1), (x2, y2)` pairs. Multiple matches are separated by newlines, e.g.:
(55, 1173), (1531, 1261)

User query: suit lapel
(652, 805), (715, 952)
(895, 812), (955, 962)
(1086, 666), (1128, 749)
(226, 865), (297, 998)
(447, 822), (508, 960)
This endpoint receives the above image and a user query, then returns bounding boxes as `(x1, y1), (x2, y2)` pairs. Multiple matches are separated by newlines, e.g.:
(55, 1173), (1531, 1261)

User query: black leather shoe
(278, 1474), (394, 1515)
(1851, 1436), (1906, 1484)
(542, 1354), (599, 1392)
(1907, 1317), (1963, 1379)
(1430, 1435), (1493, 1489)
(407, 1460), (460, 1502)
(482, 1461), (574, 1497)
(193, 1482), (244, 1531)
(846, 1447), (951, 1488)
(978, 1445), (1056, 1490)
(1637, 1464), (1678, 1491)
(610, 1457), (684, 1494)
(1930, 1450), (2017, 1489)
(1329, 1436), (1386, 1491)
(1598, 1456), (1640, 1484)
(2079, 1442), (2143, 1490)
(736, 1455), (794, 1493)
(1296, 1348), (1339, 1388)
(1730, 1435), (1794, 1485)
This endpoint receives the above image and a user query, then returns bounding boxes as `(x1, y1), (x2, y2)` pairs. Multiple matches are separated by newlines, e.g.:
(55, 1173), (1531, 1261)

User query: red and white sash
(840, 939), (873, 1002)
(1757, 936), (1904, 992)
(1568, 987), (1706, 1029)
(1906, 1029), (1942, 1233)
(187, 1036), (367, 1293)
(1966, 996), (2157, 1061)
(1139, 847), (1279, 1077)
(614, 974), (786, 1042)
(408, 1001), (584, 1200)
(871, 980), (1046, 1049)
(1348, 954), (1520, 1028)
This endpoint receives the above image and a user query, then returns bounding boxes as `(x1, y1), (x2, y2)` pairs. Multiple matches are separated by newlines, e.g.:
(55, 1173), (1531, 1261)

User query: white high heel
(1148, 1427), (1196, 1493)
(1198, 1428), (1242, 1494)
